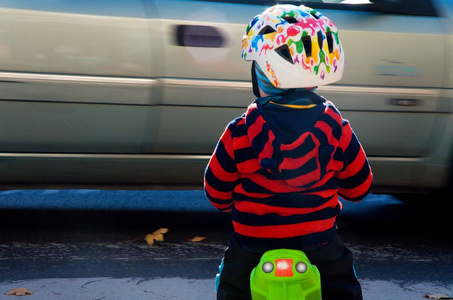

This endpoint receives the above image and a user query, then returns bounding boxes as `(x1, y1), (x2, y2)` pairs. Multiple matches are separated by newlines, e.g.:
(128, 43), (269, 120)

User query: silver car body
(0, 0), (452, 193)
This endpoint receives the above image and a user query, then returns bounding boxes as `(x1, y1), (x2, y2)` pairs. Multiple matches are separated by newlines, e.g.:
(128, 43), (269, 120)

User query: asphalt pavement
(0, 190), (452, 299)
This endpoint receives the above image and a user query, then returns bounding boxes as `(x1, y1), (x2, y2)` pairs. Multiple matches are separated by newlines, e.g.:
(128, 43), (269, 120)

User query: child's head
(241, 5), (344, 97)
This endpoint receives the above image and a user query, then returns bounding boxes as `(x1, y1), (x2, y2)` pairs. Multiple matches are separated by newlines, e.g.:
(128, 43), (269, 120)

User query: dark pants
(217, 234), (363, 300)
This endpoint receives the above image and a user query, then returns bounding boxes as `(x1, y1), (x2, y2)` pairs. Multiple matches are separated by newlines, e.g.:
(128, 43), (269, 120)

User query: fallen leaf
(145, 228), (169, 245)
(424, 293), (453, 299)
(154, 228), (169, 235)
(145, 234), (156, 245)
(189, 236), (207, 242)
(154, 233), (164, 242)
(5, 288), (33, 296)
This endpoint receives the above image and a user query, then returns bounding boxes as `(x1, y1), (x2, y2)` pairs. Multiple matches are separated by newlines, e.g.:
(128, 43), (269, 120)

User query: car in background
(0, 0), (452, 195)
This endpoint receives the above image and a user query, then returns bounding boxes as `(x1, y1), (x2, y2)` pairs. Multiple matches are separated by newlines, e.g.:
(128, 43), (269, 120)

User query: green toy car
(250, 249), (321, 300)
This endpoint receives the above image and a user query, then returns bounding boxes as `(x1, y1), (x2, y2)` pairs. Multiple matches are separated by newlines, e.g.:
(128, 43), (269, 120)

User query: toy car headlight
(295, 262), (307, 273)
(262, 262), (274, 273)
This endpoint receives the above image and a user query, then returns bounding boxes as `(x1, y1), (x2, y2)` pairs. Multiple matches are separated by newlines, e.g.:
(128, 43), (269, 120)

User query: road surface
(0, 190), (452, 299)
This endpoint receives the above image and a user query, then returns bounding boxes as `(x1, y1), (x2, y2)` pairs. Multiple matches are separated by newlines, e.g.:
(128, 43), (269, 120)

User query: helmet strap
(251, 62), (261, 98)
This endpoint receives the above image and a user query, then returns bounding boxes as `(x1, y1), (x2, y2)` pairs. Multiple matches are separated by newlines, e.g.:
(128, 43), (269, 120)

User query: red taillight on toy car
(274, 259), (293, 277)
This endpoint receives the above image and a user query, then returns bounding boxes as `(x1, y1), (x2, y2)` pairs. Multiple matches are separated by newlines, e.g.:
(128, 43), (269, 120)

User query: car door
(150, 0), (263, 154)
(0, 0), (159, 154)
(306, 0), (446, 188)
(155, 0), (447, 189)
(154, 0), (444, 154)
(313, 0), (444, 157)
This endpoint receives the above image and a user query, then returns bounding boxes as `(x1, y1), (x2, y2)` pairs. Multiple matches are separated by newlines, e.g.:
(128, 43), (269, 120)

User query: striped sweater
(205, 91), (373, 251)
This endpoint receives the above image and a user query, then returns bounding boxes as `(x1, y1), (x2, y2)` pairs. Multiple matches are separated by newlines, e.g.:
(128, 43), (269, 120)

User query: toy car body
(250, 249), (321, 300)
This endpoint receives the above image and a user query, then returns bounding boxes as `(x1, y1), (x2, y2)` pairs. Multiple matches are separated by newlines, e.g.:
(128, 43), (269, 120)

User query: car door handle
(176, 25), (225, 48)
(390, 98), (421, 107)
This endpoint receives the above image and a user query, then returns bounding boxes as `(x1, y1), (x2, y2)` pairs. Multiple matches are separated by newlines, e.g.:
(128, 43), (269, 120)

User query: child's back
(205, 4), (372, 300)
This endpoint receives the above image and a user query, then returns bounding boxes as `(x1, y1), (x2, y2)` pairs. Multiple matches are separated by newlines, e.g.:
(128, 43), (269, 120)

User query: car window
(199, 0), (371, 5)
(199, 0), (437, 16)
(294, 0), (371, 3)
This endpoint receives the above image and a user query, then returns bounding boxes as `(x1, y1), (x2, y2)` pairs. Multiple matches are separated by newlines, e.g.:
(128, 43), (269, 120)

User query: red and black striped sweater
(205, 91), (373, 251)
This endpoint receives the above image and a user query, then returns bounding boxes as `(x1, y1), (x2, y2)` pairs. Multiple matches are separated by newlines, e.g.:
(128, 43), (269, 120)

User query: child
(204, 4), (373, 300)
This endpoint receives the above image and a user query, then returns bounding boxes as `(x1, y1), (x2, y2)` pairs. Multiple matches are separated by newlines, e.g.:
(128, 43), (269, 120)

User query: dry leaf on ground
(5, 288), (33, 296)
(145, 228), (169, 245)
(189, 236), (207, 242)
(424, 293), (453, 299)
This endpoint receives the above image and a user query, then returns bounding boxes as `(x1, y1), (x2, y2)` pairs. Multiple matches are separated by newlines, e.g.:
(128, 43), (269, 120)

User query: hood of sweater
(243, 91), (344, 188)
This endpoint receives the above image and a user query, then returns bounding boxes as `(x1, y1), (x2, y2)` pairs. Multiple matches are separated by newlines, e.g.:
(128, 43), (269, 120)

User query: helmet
(241, 4), (344, 89)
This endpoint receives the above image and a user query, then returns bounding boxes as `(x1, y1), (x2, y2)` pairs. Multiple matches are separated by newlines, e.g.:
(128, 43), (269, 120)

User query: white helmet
(242, 4), (344, 89)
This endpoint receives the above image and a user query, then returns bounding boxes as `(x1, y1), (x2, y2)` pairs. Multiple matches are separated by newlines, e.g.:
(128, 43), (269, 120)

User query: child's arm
(204, 122), (240, 211)
(336, 120), (373, 201)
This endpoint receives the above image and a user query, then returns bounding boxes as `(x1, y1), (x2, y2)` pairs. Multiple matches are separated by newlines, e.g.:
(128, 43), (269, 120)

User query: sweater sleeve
(204, 121), (241, 211)
(336, 120), (373, 201)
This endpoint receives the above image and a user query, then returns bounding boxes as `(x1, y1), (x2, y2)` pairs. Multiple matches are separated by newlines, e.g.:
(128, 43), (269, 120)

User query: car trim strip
(161, 78), (439, 96)
(0, 153), (210, 160)
(0, 153), (423, 162)
(161, 78), (251, 89)
(317, 85), (439, 96)
(0, 72), (157, 86)
(0, 72), (439, 97)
